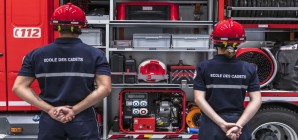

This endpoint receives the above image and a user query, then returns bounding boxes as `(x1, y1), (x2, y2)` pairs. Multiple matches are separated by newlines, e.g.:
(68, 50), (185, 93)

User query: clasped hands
(48, 106), (76, 123)
(220, 122), (243, 140)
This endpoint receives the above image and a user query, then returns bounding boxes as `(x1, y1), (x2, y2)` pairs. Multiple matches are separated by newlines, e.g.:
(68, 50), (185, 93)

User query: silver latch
(181, 80), (187, 88)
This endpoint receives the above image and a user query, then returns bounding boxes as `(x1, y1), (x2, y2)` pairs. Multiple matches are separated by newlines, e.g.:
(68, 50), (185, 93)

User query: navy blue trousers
(38, 111), (100, 140)
(199, 113), (252, 140)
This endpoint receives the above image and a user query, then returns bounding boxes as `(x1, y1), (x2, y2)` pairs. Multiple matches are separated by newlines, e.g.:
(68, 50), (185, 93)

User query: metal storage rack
(217, 0), (298, 49)
(219, 0), (298, 29)
(100, 0), (216, 139)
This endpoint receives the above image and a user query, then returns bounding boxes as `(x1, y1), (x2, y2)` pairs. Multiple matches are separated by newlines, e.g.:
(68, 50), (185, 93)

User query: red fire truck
(0, 0), (298, 140)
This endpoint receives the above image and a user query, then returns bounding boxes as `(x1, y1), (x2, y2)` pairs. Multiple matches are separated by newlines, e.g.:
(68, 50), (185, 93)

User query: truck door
(0, 0), (6, 110)
(6, 0), (54, 110)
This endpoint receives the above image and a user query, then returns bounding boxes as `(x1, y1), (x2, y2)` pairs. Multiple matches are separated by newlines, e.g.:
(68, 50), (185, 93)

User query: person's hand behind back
(48, 106), (75, 123)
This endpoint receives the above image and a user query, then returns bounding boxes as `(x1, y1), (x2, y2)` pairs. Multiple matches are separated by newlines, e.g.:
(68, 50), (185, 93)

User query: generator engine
(119, 89), (185, 133)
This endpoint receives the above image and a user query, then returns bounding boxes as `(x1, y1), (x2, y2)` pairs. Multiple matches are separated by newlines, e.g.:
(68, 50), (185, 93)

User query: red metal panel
(218, 0), (225, 21)
(0, 0), (7, 110)
(133, 118), (155, 132)
(6, 0), (54, 111)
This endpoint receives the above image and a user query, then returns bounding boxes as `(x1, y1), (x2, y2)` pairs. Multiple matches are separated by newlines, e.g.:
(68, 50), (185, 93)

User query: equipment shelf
(112, 83), (195, 89)
(86, 19), (109, 25)
(219, 0), (298, 29)
(109, 20), (214, 27)
(108, 48), (216, 52)
(104, 0), (216, 139)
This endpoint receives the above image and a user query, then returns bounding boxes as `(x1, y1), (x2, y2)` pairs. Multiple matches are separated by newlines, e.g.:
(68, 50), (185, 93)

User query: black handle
(0, 53), (3, 56)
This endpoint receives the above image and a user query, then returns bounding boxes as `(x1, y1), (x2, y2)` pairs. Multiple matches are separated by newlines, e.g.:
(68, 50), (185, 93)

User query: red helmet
(211, 19), (245, 44)
(51, 3), (87, 26)
(139, 59), (167, 82)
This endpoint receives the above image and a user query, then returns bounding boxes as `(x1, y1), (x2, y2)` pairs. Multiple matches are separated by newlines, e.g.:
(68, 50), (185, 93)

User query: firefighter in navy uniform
(12, 3), (111, 140)
(193, 19), (262, 140)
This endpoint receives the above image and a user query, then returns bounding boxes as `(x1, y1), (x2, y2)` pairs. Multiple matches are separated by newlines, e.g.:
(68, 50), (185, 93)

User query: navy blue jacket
(193, 55), (260, 113)
(19, 38), (111, 108)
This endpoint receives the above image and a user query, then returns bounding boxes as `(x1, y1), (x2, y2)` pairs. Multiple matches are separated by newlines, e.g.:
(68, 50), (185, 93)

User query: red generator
(116, 2), (179, 20)
(119, 89), (186, 134)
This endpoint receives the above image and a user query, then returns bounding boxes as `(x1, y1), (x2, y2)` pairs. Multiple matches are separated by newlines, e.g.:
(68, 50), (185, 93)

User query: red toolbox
(119, 89), (186, 134)
(116, 2), (179, 20)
